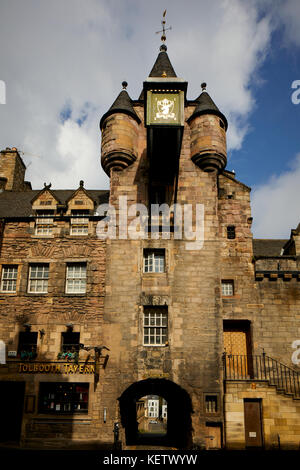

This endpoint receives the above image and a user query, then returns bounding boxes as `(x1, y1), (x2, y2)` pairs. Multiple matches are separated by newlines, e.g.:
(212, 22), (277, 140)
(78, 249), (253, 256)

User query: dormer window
(35, 210), (54, 235)
(39, 200), (52, 206)
(70, 210), (89, 235)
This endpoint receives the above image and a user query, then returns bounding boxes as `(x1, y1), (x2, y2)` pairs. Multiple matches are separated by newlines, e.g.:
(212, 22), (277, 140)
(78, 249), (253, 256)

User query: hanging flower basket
(57, 351), (79, 363)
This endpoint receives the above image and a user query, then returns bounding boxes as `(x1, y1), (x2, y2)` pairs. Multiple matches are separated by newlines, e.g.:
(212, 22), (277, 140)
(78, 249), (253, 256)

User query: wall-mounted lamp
(24, 323), (31, 331)
(39, 329), (45, 339)
(66, 323), (73, 331)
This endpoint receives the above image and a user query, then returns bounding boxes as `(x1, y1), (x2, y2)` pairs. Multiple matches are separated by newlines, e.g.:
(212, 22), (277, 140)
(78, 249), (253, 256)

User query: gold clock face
(147, 91), (183, 126)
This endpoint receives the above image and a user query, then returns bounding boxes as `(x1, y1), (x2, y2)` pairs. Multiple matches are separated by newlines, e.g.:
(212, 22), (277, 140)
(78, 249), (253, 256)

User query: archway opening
(119, 378), (193, 448)
(137, 395), (167, 437)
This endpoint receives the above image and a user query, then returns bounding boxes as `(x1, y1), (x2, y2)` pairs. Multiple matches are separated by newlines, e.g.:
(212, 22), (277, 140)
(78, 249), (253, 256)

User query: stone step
(125, 445), (178, 450)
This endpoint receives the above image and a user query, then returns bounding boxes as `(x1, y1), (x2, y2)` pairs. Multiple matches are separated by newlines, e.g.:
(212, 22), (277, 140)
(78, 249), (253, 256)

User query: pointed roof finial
(201, 82), (207, 91)
(156, 9), (172, 48)
(122, 81), (128, 90)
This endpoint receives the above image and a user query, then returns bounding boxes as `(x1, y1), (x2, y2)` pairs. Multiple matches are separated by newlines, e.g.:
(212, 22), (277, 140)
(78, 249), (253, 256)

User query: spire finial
(122, 81), (128, 90)
(156, 10), (172, 47)
(201, 82), (207, 91)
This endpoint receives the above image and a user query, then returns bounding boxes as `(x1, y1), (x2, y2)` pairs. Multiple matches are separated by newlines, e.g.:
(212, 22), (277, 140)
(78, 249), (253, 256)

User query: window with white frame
(28, 264), (49, 293)
(35, 210), (54, 235)
(70, 210), (89, 235)
(1, 265), (18, 292)
(143, 249), (165, 273)
(66, 263), (87, 294)
(148, 399), (159, 418)
(143, 307), (167, 346)
(221, 280), (234, 297)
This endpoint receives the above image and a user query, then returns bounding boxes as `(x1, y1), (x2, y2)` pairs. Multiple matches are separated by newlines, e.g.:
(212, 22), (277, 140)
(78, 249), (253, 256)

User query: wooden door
(244, 399), (263, 448)
(223, 321), (252, 378)
(205, 424), (222, 449)
(224, 329), (247, 355)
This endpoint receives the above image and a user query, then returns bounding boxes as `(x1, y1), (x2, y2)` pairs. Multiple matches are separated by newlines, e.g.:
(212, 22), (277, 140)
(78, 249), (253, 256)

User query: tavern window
(61, 331), (80, 353)
(221, 280), (234, 297)
(18, 331), (38, 358)
(143, 307), (168, 346)
(66, 263), (87, 294)
(28, 264), (49, 293)
(35, 210), (54, 235)
(70, 210), (89, 235)
(39, 382), (89, 414)
(1, 265), (18, 292)
(143, 249), (165, 273)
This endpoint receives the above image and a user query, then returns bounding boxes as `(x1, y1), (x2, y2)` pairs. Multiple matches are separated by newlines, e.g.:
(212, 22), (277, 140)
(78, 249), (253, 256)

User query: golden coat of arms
(155, 98), (176, 120)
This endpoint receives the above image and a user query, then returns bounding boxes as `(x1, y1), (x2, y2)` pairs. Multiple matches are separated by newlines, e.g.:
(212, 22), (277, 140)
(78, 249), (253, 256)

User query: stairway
(223, 352), (300, 400)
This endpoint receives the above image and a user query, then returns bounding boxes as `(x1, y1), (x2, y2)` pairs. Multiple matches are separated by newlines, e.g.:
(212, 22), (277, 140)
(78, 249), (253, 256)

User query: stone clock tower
(99, 40), (233, 449)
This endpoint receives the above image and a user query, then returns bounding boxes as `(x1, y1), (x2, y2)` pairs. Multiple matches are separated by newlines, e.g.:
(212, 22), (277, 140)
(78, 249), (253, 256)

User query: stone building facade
(0, 44), (299, 450)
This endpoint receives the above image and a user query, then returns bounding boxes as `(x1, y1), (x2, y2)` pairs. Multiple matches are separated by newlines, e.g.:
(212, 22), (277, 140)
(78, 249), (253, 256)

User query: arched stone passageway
(119, 378), (193, 448)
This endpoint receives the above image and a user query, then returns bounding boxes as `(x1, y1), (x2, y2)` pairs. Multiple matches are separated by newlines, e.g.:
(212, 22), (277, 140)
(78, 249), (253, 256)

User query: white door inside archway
(0, 340), (6, 364)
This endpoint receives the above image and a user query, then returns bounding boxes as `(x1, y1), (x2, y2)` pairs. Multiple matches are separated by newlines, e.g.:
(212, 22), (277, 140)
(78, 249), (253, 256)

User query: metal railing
(223, 352), (300, 398)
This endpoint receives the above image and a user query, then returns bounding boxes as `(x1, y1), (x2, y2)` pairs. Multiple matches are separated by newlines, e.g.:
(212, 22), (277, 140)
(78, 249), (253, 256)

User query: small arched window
(227, 225), (236, 239)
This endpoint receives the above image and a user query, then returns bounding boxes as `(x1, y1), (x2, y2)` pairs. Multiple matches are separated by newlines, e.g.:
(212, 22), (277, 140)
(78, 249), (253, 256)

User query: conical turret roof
(139, 45), (177, 100)
(148, 45), (177, 78)
(188, 87), (228, 130)
(100, 85), (141, 129)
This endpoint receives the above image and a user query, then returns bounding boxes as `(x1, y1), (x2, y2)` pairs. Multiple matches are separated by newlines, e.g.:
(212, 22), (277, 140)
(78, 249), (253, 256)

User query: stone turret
(187, 83), (227, 172)
(0, 147), (31, 191)
(100, 82), (141, 176)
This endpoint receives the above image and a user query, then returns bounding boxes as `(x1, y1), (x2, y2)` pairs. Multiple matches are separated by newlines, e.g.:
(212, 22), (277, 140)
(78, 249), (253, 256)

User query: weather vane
(156, 9), (172, 43)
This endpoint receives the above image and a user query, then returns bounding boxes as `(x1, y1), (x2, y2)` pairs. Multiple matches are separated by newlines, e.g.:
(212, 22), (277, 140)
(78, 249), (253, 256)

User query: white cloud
(252, 153), (300, 238)
(276, 0), (300, 47)
(0, 0), (279, 189)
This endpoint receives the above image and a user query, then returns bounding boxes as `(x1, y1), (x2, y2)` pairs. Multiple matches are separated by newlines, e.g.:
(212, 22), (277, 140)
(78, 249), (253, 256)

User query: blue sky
(0, 0), (300, 238)
(232, 27), (300, 187)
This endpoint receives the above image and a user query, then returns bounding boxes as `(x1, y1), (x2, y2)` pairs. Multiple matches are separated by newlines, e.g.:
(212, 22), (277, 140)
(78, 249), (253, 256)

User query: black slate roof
(252, 239), (288, 257)
(100, 90), (141, 129)
(138, 48), (177, 101)
(148, 50), (177, 78)
(187, 91), (228, 130)
(0, 190), (109, 218)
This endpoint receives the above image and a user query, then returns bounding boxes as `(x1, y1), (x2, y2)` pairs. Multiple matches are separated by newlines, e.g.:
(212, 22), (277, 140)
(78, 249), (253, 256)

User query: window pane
(18, 332), (38, 356)
(222, 281), (234, 296)
(39, 382), (89, 414)
(35, 211), (54, 235)
(1, 266), (18, 292)
(143, 250), (165, 273)
(70, 211), (89, 235)
(28, 265), (49, 293)
(143, 309), (168, 346)
(66, 264), (87, 293)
